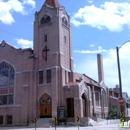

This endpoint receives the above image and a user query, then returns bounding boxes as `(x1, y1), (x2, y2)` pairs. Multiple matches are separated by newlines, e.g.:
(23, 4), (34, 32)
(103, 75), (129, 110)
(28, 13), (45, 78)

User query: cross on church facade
(42, 45), (49, 61)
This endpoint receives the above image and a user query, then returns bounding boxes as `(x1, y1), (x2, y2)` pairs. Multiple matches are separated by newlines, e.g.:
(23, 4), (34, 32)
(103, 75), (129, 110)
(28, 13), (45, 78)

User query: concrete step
(97, 118), (106, 122)
(28, 118), (53, 128)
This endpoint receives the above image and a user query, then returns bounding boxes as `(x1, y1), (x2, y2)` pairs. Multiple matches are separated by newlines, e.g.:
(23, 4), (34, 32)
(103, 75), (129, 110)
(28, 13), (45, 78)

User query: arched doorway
(39, 93), (52, 118)
(66, 98), (74, 117)
(82, 94), (87, 117)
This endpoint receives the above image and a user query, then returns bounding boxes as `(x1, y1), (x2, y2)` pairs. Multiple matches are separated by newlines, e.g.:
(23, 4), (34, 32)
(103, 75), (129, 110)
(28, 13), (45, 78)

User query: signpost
(53, 117), (57, 130)
(33, 118), (37, 130)
(118, 97), (124, 105)
(118, 97), (125, 123)
(76, 116), (80, 130)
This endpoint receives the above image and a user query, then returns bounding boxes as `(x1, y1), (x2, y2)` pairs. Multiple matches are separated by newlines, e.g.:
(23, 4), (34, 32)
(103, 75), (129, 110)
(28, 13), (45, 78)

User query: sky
(0, 0), (130, 97)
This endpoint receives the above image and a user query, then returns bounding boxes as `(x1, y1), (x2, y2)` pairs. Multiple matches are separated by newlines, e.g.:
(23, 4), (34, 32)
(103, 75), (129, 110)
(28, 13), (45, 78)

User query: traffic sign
(33, 118), (37, 123)
(118, 97), (124, 105)
(76, 116), (80, 122)
(53, 117), (57, 122)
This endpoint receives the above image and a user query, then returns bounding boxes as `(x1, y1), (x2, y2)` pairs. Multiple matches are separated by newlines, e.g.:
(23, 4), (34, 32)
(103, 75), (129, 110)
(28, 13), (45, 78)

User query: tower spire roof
(44, 0), (61, 7)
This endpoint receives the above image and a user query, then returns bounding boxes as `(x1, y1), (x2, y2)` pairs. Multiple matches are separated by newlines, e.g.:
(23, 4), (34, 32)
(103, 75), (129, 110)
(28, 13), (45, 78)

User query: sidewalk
(0, 119), (126, 130)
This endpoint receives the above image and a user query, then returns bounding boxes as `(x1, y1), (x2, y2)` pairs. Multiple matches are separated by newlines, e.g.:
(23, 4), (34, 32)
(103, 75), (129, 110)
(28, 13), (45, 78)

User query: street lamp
(116, 40), (130, 98)
(116, 47), (122, 98)
(116, 40), (130, 120)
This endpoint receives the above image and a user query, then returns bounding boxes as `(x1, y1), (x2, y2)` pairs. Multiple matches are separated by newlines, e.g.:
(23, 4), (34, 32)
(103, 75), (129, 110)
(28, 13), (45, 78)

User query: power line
(0, 29), (86, 48)
(0, 29), (32, 40)
(0, 29), (81, 48)
(0, 29), (105, 50)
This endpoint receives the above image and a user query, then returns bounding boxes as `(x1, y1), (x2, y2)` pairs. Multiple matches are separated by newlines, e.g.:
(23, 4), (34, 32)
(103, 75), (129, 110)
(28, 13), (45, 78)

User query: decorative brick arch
(80, 88), (89, 99)
(80, 86), (92, 117)
(38, 90), (51, 101)
(0, 60), (15, 71)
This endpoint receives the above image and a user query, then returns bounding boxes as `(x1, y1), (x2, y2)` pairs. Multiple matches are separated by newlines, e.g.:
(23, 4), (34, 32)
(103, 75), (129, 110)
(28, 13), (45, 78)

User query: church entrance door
(40, 93), (52, 118)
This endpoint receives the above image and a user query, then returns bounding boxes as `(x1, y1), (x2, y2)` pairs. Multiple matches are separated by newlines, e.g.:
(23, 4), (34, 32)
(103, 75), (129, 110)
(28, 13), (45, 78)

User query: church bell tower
(34, 0), (73, 71)
(33, 0), (74, 117)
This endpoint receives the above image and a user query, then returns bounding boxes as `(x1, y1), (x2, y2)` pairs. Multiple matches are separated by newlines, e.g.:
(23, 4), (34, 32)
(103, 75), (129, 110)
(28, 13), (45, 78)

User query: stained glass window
(0, 62), (15, 87)
(9, 95), (14, 104)
(0, 95), (7, 105)
(9, 68), (15, 86)
(0, 62), (14, 105)
(0, 95), (14, 105)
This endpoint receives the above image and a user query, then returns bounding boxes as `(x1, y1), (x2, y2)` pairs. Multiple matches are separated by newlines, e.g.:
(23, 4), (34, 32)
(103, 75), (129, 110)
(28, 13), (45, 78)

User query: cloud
(90, 44), (94, 47)
(74, 42), (130, 96)
(0, 0), (35, 25)
(74, 46), (108, 54)
(23, 0), (35, 8)
(71, 1), (130, 32)
(15, 38), (33, 48)
(88, 0), (93, 4)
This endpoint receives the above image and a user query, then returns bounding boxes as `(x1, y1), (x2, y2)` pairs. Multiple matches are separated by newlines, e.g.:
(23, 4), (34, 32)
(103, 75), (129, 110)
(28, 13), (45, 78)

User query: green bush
(107, 108), (120, 119)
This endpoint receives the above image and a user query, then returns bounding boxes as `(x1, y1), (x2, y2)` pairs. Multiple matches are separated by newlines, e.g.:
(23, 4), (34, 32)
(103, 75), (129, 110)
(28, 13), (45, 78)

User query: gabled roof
(0, 40), (33, 52)
(44, 0), (61, 7)
(0, 40), (17, 50)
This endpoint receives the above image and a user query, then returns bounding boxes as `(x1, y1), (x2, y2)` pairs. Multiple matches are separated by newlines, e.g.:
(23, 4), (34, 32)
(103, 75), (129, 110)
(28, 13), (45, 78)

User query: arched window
(102, 90), (108, 107)
(0, 62), (15, 87)
(95, 92), (100, 106)
(0, 62), (14, 105)
(65, 20), (67, 25)
(62, 17), (67, 25)
(41, 15), (51, 24)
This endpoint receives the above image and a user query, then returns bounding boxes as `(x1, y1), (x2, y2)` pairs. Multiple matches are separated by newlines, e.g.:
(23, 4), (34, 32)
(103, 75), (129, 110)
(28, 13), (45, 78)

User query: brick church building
(0, 0), (118, 126)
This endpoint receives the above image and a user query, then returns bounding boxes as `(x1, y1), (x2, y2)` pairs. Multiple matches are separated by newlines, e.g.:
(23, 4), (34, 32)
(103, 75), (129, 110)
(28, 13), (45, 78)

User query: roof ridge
(44, 0), (61, 7)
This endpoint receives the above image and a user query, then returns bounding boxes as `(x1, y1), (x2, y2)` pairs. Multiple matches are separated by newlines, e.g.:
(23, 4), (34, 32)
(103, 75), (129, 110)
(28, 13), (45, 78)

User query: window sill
(0, 104), (22, 108)
(38, 83), (51, 86)
(22, 85), (28, 87)
(96, 106), (101, 108)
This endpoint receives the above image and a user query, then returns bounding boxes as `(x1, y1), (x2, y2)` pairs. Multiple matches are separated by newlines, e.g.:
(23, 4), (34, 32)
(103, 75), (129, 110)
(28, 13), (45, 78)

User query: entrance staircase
(28, 118), (53, 128)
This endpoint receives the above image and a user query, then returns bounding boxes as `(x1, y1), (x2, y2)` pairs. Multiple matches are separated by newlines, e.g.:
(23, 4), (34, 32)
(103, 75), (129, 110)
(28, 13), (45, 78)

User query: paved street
(0, 119), (129, 130)
(0, 125), (122, 130)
